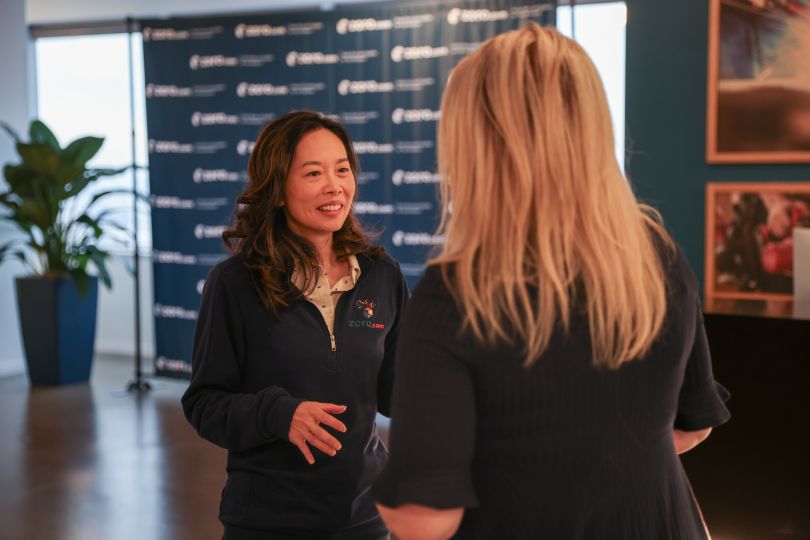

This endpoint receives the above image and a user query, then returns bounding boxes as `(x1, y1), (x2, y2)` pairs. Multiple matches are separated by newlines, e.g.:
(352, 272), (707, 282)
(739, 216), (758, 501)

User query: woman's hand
(673, 427), (712, 454)
(288, 401), (347, 464)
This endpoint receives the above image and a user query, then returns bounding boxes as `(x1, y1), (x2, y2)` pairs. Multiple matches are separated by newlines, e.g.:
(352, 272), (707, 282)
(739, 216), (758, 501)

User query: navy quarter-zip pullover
(182, 251), (408, 537)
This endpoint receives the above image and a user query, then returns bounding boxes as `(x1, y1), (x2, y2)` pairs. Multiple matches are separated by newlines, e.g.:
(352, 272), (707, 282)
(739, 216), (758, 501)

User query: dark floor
(0, 356), (226, 540)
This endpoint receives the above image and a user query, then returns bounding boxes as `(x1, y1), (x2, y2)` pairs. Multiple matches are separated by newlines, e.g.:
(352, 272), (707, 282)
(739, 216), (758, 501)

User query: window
(34, 32), (150, 254)
(558, 2), (627, 169)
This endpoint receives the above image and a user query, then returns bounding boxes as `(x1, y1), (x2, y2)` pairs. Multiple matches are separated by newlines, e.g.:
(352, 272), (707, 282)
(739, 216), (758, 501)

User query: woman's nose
(323, 172), (343, 194)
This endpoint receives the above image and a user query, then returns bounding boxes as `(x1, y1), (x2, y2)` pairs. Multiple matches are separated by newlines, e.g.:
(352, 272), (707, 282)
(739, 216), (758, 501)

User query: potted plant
(0, 119), (126, 385)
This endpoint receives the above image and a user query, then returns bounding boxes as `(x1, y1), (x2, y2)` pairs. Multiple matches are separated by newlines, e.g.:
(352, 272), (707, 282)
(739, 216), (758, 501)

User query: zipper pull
(330, 334), (336, 352)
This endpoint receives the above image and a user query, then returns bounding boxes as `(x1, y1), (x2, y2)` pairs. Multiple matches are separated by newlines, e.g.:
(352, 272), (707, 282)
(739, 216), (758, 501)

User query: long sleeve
(374, 267), (479, 509)
(674, 294), (731, 431)
(377, 269), (409, 417)
(181, 265), (303, 452)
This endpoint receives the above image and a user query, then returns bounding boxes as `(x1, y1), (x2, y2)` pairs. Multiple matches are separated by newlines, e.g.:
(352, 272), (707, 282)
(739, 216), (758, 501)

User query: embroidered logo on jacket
(349, 299), (385, 329)
(356, 299), (375, 318)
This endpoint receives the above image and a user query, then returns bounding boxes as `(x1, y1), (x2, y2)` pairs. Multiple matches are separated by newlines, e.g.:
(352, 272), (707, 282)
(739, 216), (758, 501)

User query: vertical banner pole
(126, 16), (151, 393)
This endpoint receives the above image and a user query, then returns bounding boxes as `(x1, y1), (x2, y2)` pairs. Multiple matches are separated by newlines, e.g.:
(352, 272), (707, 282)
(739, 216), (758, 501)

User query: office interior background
(1, 0), (808, 539)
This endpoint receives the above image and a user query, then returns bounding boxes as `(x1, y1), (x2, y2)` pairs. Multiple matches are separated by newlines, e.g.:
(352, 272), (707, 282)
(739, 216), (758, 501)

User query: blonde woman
(373, 23), (729, 540)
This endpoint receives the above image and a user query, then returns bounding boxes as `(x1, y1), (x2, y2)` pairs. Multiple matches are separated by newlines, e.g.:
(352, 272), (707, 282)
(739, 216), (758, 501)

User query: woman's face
(284, 128), (356, 243)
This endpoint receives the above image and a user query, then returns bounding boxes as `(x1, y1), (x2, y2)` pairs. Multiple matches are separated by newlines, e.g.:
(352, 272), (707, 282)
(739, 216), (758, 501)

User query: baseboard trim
(0, 357), (25, 378)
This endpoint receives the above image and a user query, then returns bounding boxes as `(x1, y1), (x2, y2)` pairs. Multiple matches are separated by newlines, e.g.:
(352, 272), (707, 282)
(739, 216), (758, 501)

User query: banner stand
(125, 15), (152, 394)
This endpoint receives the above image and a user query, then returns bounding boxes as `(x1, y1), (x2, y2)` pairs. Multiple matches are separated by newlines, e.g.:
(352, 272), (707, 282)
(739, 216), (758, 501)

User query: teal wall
(624, 0), (810, 292)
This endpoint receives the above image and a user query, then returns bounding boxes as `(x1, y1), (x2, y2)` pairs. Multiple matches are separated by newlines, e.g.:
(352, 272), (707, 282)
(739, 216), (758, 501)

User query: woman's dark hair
(223, 110), (382, 315)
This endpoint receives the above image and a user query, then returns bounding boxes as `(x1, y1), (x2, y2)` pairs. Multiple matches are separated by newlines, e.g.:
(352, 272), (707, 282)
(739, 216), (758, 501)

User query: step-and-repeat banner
(142, 0), (555, 378)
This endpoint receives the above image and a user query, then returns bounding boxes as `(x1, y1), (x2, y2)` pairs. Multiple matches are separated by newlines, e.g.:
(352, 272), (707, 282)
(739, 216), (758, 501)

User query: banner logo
(150, 195), (195, 209)
(336, 17), (393, 34)
(391, 231), (445, 247)
(394, 77), (435, 92)
(193, 168), (242, 183)
(338, 111), (379, 125)
(391, 45), (449, 63)
(142, 27), (190, 41)
(145, 84), (193, 98)
(191, 112), (239, 127)
(392, 14), (435, 29)
(152, 250), (198, 265)
(236, 82), (290, 97)
(194, 224), (228, 239)
(156, 356), (192, 372)
(447, 8), (509, 25)
(354, 201), (395, 214)
(391, 108), (441, 124)
(511, 4), (555, 19)
(392, 170), (442, 186)
(236, 140), (256, 156)
(340, 50), (379, 64)
(234, 23), (287, 38)
(154, 303), (198, 320)
(338, 79), (394, 96)
(286, 51), (339, 67)
(287, 22), (325, 35)
(189, 54), (238, 70)
(353, 141), (394, 154)
(148, 140), (194, 154)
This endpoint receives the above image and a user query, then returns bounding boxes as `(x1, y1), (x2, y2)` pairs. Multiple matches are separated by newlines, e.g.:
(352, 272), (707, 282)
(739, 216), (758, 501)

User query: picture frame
(706, 0), (810, 164)
(705, 182), (810, 300)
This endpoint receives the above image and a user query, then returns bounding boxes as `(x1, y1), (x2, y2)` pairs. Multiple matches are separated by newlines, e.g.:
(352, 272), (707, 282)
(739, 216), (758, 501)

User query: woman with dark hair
(182, 110), (407, 540)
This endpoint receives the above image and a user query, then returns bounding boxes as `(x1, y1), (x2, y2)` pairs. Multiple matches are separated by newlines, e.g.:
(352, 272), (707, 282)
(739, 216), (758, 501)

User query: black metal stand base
(126, 379), (153, 392)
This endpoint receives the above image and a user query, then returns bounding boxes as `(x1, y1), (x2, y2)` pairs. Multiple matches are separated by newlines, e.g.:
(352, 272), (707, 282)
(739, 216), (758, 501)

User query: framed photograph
(705, 182), (810, 300)
(706, 0), (810, 163)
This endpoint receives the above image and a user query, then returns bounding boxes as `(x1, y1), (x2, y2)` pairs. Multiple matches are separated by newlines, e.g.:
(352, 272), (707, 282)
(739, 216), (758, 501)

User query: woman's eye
(306, 170), (321, 177)
(338, 167), (350, 174)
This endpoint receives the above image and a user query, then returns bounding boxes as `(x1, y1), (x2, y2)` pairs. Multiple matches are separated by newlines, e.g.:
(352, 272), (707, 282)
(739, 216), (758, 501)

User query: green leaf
(0, 194), (21, 211)
(53, 163), (86, 190)
(73, 251), (90, 271)
(0, 241), (14, 264)
(0, 122), (21, 143)
(88, 166), (128, 177)
(16, 143), (60, 175)
(1, 120), (121, 282)
(3, 164), (35, 193)
(84, 188), (131, 210)
(90, 252), (112, 289)
(76, 214), (103, 238)
(61, 136), (104, 167)
(16, 199), (52, 230)
(63, 175), (94, 199)
(29, 120), (61, 150)
(68, 268), (90, 297)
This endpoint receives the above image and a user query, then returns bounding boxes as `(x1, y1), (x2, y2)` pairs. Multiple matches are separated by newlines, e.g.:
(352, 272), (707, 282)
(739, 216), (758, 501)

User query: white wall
(0, 0), (32, 377)
(96, 255), (156, 360)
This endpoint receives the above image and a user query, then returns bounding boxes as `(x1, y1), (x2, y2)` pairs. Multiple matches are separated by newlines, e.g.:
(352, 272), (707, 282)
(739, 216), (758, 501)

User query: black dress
(373, 247), (730, 539)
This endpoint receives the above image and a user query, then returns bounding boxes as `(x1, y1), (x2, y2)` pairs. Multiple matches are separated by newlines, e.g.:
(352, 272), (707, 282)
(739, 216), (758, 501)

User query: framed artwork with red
(705, 182), (810, 299)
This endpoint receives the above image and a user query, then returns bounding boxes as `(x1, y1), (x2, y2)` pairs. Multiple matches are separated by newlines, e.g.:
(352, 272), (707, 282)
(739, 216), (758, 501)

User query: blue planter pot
(15, 276), (98, 386)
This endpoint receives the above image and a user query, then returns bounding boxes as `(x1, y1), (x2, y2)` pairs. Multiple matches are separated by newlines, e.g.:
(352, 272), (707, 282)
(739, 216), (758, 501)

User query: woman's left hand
(288, 401), (347, 464)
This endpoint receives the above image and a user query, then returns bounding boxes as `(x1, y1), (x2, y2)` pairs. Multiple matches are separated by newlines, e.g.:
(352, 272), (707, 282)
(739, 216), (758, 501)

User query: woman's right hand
(288, 401), (348, 464)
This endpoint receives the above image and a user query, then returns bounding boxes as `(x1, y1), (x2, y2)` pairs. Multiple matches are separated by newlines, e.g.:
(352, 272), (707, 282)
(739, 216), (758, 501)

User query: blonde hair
(433, 23), (673, 369)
